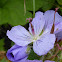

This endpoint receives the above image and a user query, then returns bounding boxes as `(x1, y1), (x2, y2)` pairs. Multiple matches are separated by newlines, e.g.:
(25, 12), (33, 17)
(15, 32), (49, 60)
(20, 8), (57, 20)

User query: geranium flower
(44, 60), (55, 62)
(13, 60), (55, 62)
(7, 11), (55, 56)
(14, 60), (42, 62)
(6, 45), (28, 62)
(44, 10), (62, 41)
(54, 22), (62, 41)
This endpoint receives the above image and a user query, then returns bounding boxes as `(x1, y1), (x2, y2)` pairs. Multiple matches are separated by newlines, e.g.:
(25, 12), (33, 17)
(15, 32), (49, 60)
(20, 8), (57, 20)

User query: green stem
(24, 0), (26, 15)
(47, 44), (60, 60)
(33, 0), (35, 18)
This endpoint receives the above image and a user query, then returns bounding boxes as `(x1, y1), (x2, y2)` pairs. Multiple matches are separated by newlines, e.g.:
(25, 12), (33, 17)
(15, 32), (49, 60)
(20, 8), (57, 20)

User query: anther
(26, 18), (32, 22)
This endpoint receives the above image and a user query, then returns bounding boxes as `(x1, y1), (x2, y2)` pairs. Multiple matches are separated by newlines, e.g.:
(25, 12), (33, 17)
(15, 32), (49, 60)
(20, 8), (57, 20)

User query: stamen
(26, 18), (32, 22)
(30, 23), (35, 35)
(26, 18), (35, 35)
(55, 8), (59, 13)
(50, 8), (59, 33)
(54, 8), (59, 23)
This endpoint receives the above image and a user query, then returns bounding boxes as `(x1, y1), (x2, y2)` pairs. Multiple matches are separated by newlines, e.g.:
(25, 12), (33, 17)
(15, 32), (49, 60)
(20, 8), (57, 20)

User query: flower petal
(33, 33), (55, 56)
(7, 25), (32, 46)
(55, 29), (62, 41)
(6, 45), (28, 61)
(15, 60), (43, 62)
(29, 11), (45, 36)
(54, 22), (62, 41)
(44, 10), (62, 30)
(54, 22), (62, 32)
(13, 57), (28, 62)
(44, 60), (55, 62)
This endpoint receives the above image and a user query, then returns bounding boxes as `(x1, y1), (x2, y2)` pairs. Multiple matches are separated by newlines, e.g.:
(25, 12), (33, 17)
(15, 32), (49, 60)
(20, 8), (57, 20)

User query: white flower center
(32, 36), (40, 42)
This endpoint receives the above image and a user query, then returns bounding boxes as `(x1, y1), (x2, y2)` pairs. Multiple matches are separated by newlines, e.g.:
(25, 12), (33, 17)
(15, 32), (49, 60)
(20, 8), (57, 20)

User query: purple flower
(15, 60), (43, 62)
(6, 45), (28, 62)
(43, 10), (62, 41)
(44, 60), (55, 62)
(7, 11), (55, 56)
(12, 60), (55, 62)
(54, 22), (62, 41)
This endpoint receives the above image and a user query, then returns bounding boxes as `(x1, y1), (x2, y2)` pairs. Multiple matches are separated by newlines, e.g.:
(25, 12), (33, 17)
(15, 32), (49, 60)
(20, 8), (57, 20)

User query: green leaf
(0, 0), (32, 26)
(0, 0), (7, 7)
(59, 8), (62, 16)
(26, 0), (43, 11)
(27, 49), (41, 60)
(11, 41), (14, 46)
(26, 0), (55, 11)
(57, 0), (62, 5)
(41, 0), (55, 11)
(54, 50), (62, 62)
(0, 0), (55, 25)
(1, 58), (8, 62)
(60, 51), (62, 62)
(0, 39), (4, 51)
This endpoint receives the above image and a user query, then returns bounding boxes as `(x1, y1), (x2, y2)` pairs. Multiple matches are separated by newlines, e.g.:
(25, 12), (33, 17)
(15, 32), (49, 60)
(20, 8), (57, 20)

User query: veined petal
(7, 25), (32, 46)
(13, 57), (28, 62)
(54, 22), (62, 32)
(54, 29), (62, 41)
(54, 22), (62, 41)
(35, 11), (44, 18)
(15, 60), (43, 62)
(33, 33), (55, 56)
(29, 11), (45, 36)
(44, 60), (55, 62)
(44, 10), (62, 30)
(42, 27), (51, 35)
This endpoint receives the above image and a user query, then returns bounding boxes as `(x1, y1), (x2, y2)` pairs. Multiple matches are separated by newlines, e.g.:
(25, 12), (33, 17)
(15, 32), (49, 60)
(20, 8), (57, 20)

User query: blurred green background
(0, 0), (62, 62)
